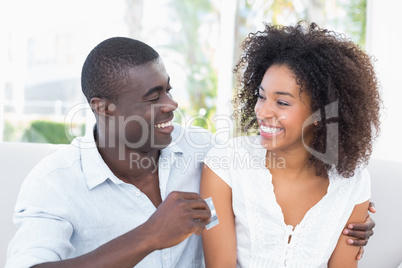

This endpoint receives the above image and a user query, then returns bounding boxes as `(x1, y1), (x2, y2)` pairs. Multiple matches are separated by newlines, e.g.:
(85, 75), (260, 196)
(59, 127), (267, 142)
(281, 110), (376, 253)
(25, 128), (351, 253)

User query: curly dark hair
(81, 37), (160, 103)
(233, 21), (381, 178)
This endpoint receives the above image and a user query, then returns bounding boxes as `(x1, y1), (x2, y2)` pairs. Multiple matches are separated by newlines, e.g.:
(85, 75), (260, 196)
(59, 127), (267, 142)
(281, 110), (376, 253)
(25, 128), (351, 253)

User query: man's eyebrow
(143, 86), (163, 98)
(143, 77), (171, 98)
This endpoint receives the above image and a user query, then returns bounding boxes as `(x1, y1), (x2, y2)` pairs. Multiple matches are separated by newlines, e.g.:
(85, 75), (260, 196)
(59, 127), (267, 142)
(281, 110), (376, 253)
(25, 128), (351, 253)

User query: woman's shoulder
(330, 166), (370, 183)
(329, 166), (371, 204)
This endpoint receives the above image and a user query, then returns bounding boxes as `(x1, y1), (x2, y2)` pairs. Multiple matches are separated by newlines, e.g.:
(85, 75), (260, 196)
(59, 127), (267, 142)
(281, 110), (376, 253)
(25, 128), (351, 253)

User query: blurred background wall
(0, 0), (400, 162)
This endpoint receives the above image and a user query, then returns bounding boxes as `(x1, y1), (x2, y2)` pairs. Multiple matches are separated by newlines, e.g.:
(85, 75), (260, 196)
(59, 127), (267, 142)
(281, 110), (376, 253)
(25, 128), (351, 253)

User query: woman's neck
(266, 149), (316, 180)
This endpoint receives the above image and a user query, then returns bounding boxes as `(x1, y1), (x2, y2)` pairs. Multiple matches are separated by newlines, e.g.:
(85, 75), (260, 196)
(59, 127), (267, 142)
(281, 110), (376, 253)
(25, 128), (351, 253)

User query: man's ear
(90, 97), (115, 117)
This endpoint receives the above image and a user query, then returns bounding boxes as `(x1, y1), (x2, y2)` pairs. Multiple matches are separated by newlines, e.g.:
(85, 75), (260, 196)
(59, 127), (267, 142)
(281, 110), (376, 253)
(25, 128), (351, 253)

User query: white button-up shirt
(6, 124), (214, 268)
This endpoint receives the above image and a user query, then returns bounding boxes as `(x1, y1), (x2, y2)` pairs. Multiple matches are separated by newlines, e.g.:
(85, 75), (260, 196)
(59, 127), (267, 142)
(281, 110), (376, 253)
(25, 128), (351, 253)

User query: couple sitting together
(7, 21), (380, 268)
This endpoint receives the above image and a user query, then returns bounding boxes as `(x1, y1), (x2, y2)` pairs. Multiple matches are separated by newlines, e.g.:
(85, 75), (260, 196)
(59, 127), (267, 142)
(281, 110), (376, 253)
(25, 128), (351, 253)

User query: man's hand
(343, 202), (376, 260)
(143, 191), (211, 250)
(31, 191), (211, 268)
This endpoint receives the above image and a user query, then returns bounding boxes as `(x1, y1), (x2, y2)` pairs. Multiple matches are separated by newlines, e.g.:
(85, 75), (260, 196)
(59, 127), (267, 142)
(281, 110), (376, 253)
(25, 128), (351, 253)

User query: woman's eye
(278, 100), (289, 106)
(257, 93), (265, 100)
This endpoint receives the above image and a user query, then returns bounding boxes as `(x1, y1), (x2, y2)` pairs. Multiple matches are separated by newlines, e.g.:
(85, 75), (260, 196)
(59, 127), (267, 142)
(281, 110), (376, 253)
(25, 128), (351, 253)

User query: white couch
(0, 142), (66, 267)
(360, 159), (402, 268)
(1, 142), (401, 267)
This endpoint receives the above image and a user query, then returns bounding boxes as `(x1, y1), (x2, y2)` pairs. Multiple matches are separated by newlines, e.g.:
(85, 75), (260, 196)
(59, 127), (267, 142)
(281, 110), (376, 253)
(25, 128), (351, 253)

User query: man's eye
(149, 95), (159, 101)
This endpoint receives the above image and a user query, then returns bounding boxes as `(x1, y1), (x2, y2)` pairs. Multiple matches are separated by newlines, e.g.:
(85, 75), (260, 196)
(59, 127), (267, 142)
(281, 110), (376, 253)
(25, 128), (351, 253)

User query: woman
(201, 22), (381, 267)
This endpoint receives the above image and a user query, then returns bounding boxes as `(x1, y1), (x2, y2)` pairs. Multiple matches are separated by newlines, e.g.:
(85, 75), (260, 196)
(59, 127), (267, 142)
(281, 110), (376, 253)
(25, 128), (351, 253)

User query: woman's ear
(90, 97), (115, 117)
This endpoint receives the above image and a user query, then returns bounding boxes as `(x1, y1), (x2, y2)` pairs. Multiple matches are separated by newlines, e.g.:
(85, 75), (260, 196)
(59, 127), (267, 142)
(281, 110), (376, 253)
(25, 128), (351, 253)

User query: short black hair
(81, 37), (160, 103)
(233, 21), (381, 178)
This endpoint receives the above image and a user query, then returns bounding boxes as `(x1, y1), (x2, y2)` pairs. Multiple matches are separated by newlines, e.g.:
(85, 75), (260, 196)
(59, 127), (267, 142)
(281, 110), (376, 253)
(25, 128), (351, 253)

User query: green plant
(166, 0), (218, 130)
(3, 120), (17, 141)
(22, 120), (84, 144)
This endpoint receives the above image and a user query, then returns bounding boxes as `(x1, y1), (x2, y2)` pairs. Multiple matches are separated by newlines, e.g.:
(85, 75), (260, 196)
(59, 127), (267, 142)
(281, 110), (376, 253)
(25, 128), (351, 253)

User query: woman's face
(254, 64), (314, 152)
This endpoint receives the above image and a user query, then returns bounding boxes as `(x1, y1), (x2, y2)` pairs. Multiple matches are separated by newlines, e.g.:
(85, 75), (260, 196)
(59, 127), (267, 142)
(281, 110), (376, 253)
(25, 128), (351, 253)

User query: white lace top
(204, 136), (371, 268)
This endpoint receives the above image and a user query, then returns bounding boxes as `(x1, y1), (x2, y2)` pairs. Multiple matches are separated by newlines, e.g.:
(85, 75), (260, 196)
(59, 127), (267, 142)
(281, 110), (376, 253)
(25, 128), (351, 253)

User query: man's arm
(31, 191), (211, 268)
(328, 200), (370, 267)
(343, 202), (376, 260)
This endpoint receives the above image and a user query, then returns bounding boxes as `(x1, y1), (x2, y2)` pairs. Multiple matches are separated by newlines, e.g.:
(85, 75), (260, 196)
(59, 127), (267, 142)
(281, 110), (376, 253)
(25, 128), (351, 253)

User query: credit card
(205, 197), (219, 230)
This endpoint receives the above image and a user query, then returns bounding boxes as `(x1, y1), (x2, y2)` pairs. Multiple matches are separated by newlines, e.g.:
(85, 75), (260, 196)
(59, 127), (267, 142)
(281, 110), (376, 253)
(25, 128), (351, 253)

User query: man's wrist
(133, 222), (160, 253)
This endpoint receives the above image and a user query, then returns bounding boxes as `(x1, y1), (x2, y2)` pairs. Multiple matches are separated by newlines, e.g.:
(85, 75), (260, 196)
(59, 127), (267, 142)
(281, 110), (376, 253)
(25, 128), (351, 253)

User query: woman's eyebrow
(259, 85), (294, 98)
(274, 91), (294, 98)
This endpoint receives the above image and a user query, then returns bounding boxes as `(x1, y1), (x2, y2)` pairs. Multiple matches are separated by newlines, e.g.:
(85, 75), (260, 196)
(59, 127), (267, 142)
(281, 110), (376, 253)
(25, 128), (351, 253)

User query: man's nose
(161, 94), (178, 113)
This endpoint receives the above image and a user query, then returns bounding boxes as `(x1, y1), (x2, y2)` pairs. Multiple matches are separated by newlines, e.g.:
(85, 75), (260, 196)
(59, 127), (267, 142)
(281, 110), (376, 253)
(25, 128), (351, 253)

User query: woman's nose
(256, 100), (275, 120)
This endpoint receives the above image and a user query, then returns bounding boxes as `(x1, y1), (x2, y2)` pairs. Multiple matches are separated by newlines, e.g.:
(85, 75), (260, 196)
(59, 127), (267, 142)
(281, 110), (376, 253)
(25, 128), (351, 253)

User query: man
(6, 37), (374, 268)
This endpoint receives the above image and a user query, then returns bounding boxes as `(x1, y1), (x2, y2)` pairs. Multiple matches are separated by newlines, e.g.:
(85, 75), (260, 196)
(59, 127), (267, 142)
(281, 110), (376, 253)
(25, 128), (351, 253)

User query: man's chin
(119, 135), (172, 152)
(151, 136), (173, 150)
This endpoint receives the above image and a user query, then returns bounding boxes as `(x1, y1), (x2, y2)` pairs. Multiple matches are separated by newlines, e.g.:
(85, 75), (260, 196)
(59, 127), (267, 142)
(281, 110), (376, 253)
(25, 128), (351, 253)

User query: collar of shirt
(76, 126), (184, 191)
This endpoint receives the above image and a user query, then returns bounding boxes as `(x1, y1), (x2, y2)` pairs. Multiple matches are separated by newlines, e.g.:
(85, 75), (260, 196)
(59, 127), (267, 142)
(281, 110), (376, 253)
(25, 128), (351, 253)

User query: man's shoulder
(27, 143), (81, 182)
(170, 124), (214, 153)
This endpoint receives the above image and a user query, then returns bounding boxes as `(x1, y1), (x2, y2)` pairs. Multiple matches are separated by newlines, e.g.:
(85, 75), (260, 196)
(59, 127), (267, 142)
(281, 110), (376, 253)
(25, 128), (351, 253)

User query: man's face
(112, 58), (178, 153)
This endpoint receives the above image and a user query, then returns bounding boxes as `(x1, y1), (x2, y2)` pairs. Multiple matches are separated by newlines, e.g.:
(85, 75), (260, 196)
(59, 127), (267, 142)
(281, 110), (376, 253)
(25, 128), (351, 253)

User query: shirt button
(163, 254), (168, 261)
(135, 191), (141, 197)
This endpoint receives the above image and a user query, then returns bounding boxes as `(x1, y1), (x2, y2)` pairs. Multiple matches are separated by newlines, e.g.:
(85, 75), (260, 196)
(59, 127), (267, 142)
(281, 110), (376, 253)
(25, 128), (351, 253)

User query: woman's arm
(343, 202), (376, 260)
(329, 200), (370, 267)
(200, 165), (237, 268)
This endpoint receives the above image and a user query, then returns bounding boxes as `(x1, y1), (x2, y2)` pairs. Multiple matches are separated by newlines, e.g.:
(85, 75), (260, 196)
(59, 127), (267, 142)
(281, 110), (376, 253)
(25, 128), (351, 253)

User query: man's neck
(94, 126), (160, 181)
(99, 145), (160, 181)
(96, 137), (163, 207)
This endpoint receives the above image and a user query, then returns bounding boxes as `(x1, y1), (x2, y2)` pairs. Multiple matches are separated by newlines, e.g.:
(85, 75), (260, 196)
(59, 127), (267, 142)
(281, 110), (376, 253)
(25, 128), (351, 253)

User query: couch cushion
(0, 142), (65, 266)
(360, 159), (402, 267)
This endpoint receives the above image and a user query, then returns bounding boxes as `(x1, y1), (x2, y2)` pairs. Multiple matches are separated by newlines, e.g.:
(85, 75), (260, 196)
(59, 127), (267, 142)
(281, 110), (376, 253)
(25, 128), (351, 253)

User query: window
(0, 0), (368, 144)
